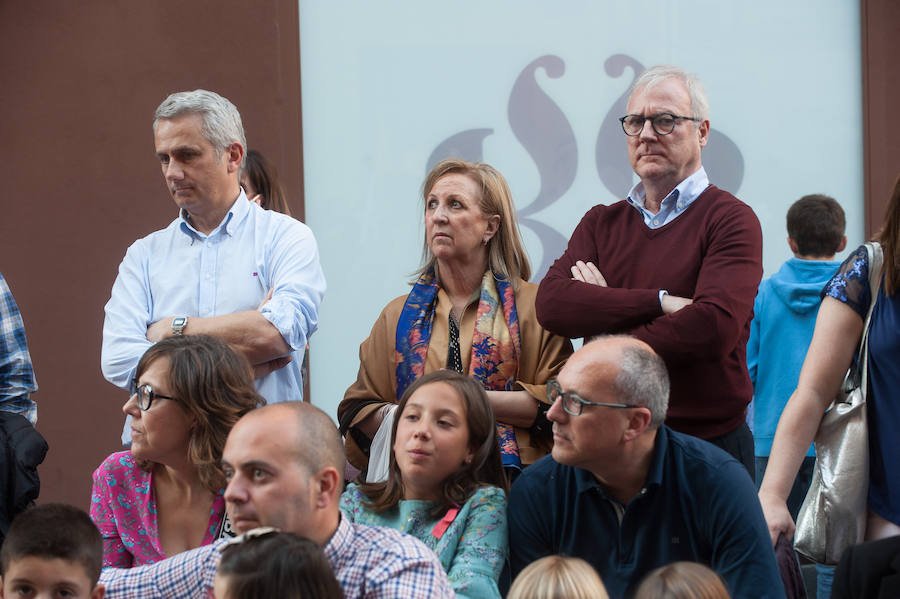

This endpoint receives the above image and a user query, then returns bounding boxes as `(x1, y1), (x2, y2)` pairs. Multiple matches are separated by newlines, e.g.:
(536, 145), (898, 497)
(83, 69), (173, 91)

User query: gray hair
(629, 65), (710, 122)
(153, 90), (247, 162)
(612, 341), (670, 429)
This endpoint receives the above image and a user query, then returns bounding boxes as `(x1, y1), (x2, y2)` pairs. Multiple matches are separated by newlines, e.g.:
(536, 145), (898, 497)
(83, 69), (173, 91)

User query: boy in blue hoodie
(748, 194), (846, 507)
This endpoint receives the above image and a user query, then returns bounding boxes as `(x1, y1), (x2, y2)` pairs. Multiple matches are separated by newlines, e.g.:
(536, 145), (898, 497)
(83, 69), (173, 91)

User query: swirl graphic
(507, 55), (578, 218)
(595, 54), (644, 198)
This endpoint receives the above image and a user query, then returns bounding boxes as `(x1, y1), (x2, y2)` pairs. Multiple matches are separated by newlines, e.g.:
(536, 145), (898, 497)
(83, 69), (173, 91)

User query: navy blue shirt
(509, 426), (784, 599)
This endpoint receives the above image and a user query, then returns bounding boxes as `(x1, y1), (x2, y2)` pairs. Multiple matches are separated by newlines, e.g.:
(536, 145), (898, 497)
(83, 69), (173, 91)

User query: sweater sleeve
(629, 201), (762, 363)
(536, 205), (665, 338)
(447, 487), (508, 599)
(746, 283), (764, 387)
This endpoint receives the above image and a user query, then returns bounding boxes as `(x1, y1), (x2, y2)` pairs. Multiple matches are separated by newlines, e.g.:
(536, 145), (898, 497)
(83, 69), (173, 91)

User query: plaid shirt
(101, 515), (454, 598)
(0, 273), (37, 424)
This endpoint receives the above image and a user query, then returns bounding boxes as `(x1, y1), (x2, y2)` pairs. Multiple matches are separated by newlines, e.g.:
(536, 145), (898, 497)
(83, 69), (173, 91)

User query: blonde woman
(507, 555), (609, 599)
(634, 562), (731, 599)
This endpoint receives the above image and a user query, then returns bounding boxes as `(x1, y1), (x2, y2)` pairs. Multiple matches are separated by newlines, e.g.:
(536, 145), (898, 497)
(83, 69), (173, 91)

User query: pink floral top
(90, 451), (227, 568)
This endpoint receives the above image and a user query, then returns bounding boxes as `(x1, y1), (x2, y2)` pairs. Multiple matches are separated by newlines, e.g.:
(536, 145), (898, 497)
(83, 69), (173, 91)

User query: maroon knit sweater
(536, 186), (763, 439)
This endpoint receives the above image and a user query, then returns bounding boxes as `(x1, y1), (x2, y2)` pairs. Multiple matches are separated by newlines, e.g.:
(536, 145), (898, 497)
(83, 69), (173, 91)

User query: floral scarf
(395, 268), (522, 469)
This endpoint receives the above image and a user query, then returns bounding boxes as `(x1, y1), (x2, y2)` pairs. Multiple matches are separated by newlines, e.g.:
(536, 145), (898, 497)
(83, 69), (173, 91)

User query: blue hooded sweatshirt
(747, 257), (842, 456)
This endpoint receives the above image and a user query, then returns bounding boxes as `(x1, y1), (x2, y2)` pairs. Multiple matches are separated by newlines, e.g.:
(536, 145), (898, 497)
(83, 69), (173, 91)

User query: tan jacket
(339, 278), (573, 470)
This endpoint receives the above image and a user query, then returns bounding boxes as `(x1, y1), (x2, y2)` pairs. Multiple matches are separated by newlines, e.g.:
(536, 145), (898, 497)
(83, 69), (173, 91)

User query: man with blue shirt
(536, 65), (762, 477)
(508, 336), (784, 599)
(102, 90), (325, 442)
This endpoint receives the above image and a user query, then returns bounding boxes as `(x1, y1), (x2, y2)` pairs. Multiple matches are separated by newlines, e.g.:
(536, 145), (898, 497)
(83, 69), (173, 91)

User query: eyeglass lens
(622, 114), (677, 136)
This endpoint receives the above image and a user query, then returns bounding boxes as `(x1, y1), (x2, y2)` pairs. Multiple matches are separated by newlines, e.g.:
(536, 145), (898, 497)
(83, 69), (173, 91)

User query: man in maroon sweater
(536, 65), (762, 478)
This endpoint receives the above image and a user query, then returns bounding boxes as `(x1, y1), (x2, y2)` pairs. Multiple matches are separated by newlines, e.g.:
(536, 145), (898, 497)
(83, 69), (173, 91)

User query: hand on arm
(630, 203), (762, 362)
(758, 297), (863, 545)
(660, 293), (693, 314)
(146, 310), (291, 367)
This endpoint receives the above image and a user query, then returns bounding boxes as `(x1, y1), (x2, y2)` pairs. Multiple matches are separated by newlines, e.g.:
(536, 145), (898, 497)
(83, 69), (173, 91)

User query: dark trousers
(706, 422), (756, 482)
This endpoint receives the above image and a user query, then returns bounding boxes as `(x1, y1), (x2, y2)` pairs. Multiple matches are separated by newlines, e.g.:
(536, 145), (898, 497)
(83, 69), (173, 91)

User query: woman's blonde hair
(507, 555), (609, 599)
(633, 562), (731, 599)
(415, 158), (531, 286)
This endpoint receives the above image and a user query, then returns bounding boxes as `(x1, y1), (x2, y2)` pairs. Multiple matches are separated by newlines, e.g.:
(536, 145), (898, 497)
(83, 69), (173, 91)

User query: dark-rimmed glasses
(547, 379), (637, 416)
(619, 113), (700, 136)
(131, 379), (177, 411)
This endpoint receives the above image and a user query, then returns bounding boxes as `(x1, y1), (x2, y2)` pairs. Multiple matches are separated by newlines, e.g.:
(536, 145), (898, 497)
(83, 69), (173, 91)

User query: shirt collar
(626, 167), (709, 225)
(574, 425), (669, 498)
(177, 189), (251, 240)
(322, 513), (352, 565)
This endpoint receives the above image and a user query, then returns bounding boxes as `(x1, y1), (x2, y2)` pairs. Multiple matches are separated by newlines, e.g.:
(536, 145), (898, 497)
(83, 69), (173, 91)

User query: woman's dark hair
(876, 173), (900, 296)
(133, 335), (262, 493)
(218, 531), (342, 599)
(358, 370), (507, 519)
(242, 149), (291, 215)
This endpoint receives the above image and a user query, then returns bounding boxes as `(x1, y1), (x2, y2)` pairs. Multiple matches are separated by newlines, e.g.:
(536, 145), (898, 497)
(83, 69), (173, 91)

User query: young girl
(339, 370), (509, 599)
(214, 529), (342, 599)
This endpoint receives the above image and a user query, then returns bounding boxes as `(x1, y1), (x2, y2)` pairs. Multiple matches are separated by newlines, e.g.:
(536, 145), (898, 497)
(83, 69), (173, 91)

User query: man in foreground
(100, 402), (453, 598)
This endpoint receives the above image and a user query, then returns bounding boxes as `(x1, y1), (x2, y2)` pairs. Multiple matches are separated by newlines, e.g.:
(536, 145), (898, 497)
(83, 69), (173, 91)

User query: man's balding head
(222, 402), (343, 544)
(548, 336), (670, 474)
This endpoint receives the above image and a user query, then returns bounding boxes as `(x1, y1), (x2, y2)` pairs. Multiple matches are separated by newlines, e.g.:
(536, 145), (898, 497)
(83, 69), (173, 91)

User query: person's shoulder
(469, 485), (507, 506)
(512, 454), (570, 494)
(664, 428), (749, 483)
(582, 200), (631, 220)
(698, 185), (757, 216)
(348, 520), (440, 561)
(255, 204), (316, 237)
(97, 450), (137, 472)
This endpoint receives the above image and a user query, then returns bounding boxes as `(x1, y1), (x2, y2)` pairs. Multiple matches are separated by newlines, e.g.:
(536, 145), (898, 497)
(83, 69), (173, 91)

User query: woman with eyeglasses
(90, 335), (262, 568)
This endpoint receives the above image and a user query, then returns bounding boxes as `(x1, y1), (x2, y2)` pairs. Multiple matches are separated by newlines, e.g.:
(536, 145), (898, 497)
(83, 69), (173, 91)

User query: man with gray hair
(102, 90), (325, 442)
(508, 336), (783, 599)
(536, 65), (762, 477)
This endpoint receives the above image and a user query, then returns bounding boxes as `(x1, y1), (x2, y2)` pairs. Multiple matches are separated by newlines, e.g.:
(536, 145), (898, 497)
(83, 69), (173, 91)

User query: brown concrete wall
(0, 1), (303, 508)
(862, 0), (900, 235)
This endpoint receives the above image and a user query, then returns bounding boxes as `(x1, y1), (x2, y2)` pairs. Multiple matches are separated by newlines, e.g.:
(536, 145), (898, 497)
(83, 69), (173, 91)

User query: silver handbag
(794, 242), (883, 566)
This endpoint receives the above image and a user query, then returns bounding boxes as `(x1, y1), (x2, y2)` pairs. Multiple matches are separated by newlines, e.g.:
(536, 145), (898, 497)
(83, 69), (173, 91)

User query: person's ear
(224, 142), (244, 174)
(313, 467), (341, 508)
(483, 214), (501, 244)
(622, 407), (652, 442)
(697, 119), (710, 148)
(837, 236), (847, 253)
(91, 582), (106, 599)
(788, 237), (800, 255)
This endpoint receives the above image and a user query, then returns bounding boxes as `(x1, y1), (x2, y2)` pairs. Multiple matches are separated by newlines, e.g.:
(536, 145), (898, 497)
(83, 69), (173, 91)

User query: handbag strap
(856, 242), (884, 396)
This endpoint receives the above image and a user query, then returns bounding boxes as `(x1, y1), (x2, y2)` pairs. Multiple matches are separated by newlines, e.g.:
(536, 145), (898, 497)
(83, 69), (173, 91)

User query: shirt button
(206, 242), (212, 248)
(652, 220), (659, 226)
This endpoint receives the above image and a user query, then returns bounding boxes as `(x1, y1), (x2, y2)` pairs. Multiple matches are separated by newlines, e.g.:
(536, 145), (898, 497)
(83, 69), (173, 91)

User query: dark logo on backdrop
(427, 54), (744, 280)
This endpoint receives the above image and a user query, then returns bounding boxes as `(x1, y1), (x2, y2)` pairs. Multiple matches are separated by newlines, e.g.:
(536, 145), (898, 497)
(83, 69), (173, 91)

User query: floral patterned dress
(90, 451), (227, 568)
(340, 483), (508, 599)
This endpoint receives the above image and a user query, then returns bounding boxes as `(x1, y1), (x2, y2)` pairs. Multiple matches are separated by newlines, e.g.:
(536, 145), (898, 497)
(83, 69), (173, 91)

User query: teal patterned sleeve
(447, 486), (508, 599)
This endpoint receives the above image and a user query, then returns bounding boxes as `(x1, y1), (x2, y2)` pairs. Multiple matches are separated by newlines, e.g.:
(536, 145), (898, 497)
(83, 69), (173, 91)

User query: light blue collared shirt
(626, 166), (710, 229)
(102, 191), (326, 443)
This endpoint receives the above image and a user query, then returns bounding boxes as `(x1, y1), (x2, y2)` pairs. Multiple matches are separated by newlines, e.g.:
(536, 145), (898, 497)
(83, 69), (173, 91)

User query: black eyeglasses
(619, 112), (700, 136)
(131, 379), (176, 411)
(547, 379), (637, 416)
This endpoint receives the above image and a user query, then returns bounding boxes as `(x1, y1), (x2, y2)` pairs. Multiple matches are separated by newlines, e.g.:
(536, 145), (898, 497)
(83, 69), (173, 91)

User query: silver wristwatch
(171, 316), (189, 336)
